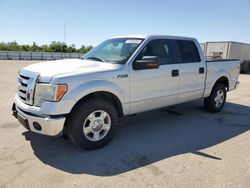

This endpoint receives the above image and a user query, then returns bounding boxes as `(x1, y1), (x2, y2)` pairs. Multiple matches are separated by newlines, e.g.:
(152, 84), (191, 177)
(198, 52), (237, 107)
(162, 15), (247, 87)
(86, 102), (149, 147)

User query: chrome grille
(17, 71), (39, 105)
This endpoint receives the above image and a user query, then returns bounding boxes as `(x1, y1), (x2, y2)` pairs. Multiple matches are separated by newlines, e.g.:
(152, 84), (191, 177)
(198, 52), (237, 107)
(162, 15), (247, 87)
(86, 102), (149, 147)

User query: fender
(203, 69), (230, 97)
(64, 79), (129, 114)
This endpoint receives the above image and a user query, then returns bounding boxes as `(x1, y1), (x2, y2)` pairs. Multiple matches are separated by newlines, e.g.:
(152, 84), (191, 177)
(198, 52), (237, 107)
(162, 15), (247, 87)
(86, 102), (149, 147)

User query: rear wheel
(204, 83), (226, 113)
(67, 98), (118, 150)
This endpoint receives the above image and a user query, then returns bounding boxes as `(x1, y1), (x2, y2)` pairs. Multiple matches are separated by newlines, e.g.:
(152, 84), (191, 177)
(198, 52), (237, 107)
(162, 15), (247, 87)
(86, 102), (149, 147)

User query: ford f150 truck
(12, 35), (240, 150)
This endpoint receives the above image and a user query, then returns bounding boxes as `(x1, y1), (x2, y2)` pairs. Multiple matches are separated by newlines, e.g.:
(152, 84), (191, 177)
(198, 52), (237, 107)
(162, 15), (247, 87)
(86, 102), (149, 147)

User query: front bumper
(234, 81), (240, 89)
(12, 103), (65, 136)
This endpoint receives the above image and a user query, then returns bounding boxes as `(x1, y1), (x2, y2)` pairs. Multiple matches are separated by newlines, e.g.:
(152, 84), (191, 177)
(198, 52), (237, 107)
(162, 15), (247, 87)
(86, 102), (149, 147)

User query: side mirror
(133, 56), (160, 70)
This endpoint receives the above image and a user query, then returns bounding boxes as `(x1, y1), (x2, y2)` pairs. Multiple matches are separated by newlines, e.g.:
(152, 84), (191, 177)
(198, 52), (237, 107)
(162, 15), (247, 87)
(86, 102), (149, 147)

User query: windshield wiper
(86, 56), (105, 62)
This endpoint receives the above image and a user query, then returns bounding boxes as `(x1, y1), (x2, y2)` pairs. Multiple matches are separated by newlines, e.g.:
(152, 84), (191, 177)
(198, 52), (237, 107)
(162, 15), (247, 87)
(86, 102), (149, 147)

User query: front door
(129, 39), (180, 114)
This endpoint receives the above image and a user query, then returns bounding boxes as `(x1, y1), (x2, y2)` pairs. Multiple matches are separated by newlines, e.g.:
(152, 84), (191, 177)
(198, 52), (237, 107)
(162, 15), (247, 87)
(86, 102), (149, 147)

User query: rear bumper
(12, 103), (65, 136)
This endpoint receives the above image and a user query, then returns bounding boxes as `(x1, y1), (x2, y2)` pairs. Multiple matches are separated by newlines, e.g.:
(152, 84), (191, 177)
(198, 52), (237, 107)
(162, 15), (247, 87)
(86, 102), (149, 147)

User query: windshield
(81, 38), (143, 64)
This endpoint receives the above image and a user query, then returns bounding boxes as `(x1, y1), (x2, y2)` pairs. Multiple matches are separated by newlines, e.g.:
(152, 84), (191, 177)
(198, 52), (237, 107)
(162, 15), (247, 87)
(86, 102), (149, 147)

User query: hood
(22, 59), (120, 82)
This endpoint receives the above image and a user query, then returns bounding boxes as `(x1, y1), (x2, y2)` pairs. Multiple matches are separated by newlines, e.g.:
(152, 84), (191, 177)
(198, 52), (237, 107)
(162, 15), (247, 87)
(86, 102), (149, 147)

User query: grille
(17, 72), (38, 105)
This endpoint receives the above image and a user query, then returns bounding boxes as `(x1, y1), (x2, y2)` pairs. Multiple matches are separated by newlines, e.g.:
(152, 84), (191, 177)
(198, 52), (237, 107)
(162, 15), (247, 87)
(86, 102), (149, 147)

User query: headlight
(34, 83), (67, 106)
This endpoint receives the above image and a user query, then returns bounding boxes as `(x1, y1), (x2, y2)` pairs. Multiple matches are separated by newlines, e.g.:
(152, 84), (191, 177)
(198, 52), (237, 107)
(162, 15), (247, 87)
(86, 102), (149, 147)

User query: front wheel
(204, 84), (227, 113)
(67, 99), (118, 150)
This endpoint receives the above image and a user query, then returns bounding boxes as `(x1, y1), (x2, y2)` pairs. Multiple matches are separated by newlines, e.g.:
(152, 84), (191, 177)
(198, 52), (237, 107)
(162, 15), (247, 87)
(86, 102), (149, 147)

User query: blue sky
(1, 0), (250, 47)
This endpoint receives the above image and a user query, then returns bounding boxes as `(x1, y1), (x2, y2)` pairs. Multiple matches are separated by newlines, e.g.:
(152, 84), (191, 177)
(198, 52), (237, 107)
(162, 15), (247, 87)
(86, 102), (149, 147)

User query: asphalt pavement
(0, 60), (249, 188)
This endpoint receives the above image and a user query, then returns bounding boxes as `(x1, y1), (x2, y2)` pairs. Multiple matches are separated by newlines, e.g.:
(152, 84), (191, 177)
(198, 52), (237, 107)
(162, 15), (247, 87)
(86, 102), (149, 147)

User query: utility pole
(64, 22), (67, 44)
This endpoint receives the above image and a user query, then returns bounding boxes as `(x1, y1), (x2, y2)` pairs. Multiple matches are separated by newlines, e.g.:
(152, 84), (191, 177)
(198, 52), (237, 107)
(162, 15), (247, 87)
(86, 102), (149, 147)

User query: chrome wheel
(214, 89), (224, 108)
(83, 110), (111, 141)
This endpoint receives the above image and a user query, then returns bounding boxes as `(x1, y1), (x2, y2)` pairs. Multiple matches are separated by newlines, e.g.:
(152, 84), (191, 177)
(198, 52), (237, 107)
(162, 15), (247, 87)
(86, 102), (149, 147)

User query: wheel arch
(213, 76), (229, 91)
(63, 90), (124, 136)
(70, 91), (124, 117)
(204, 74), (230, 98)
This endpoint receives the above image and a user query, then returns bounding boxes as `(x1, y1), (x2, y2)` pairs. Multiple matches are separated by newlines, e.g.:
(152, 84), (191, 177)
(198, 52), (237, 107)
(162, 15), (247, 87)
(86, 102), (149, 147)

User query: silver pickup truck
(12, 35), (240, 150)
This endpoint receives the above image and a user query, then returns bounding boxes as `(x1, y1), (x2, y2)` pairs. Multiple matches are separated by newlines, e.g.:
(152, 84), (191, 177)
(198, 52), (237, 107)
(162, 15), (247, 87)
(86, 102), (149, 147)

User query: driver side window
(137, 39), (174, 65)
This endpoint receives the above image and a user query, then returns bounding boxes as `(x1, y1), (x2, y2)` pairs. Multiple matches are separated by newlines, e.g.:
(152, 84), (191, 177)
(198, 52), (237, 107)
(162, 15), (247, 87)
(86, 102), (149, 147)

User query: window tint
(176, 40), (201, 63)
(137, 39), (174, 65)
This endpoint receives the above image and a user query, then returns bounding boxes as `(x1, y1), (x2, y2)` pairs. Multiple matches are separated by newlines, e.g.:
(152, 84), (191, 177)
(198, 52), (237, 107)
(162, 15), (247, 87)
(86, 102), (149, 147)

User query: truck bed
(203, 59), (240, 97)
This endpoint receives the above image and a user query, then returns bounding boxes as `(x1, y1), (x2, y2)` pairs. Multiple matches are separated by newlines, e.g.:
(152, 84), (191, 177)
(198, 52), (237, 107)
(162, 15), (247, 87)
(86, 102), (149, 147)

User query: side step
(162, 106), (183, 116)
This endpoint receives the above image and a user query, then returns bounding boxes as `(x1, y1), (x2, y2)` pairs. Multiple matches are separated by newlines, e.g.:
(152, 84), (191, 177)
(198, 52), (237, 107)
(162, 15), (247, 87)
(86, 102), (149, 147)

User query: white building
(200, 41), (250, 73)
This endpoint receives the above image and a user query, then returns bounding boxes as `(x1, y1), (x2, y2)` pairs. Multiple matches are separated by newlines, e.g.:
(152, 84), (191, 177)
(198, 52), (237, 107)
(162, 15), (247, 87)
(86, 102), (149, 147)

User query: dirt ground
(0, 60), (249, 188)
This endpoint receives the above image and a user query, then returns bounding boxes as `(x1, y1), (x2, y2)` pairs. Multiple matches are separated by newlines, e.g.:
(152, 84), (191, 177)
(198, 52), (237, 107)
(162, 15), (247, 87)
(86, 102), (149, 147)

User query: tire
(66, 98), (118, 150)
(204, 83), (227, 113)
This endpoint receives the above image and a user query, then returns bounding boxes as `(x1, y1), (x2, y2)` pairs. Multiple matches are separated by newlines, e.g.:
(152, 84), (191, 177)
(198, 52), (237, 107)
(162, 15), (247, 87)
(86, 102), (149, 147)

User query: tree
(0, 42), (8, 51)
(68, 44), (76, 53)
(31, 42), (39, 52)
(8, 41), (21, 51)
(85, 45), (93, 53)
(0, 41), (93, 53)
(40, 45), (49, 52)
(20, 45), (31, 51)
(78, 45), (86, 53)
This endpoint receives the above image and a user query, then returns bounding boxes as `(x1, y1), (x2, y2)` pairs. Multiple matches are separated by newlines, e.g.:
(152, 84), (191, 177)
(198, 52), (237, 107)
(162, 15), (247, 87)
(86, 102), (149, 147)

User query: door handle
(172, 69), (179, 77)
(199, 67), (205, 74)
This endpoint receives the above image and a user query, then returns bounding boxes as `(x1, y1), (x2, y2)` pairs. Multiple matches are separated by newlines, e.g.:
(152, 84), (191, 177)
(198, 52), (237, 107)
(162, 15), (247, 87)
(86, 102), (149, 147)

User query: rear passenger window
(176, 40), (201, 63)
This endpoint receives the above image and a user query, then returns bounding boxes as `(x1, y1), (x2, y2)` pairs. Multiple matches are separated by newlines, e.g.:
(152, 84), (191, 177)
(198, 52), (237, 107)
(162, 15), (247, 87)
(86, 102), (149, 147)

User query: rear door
(176, 40), (206, 102)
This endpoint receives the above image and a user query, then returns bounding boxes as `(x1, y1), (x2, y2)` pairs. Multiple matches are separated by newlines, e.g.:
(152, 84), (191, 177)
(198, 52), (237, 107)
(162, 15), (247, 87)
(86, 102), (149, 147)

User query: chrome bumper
(12, 103), (65, 136)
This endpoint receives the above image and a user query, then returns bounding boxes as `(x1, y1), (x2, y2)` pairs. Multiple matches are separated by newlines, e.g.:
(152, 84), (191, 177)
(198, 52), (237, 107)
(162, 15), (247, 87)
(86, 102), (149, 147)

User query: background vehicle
(12, 35), (240, 150)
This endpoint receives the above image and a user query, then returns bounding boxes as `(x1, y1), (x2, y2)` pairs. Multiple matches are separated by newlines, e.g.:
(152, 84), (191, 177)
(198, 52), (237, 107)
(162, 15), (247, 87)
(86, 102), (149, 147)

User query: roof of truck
(112, 34), (196, 41)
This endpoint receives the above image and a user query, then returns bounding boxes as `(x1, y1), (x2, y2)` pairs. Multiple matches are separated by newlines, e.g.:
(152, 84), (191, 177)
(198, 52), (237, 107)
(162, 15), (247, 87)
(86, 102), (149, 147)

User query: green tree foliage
(77, 45), (94, 53)
(31, 42), (39, 52)
(0, 41), (93, 53)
